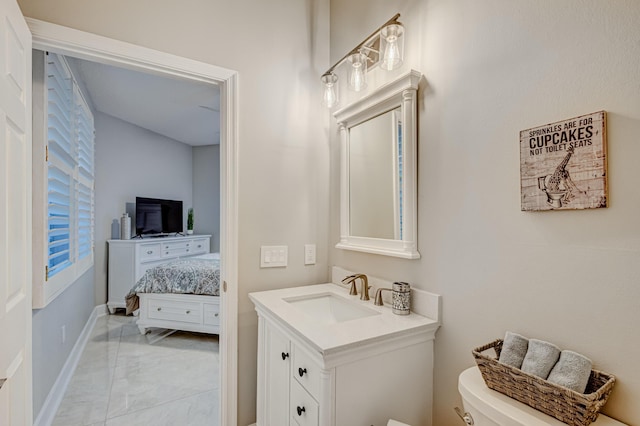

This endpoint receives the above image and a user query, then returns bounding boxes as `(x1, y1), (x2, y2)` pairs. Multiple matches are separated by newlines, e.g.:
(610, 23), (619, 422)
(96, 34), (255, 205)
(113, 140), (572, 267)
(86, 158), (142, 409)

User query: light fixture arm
(322, 13), (401, 77)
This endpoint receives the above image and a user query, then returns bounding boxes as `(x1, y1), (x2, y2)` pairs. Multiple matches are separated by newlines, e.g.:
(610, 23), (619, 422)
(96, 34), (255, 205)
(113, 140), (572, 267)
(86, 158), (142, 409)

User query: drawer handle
(298, 367), (307, 377)
(165, 251), (169, 255)
(281, 352), (289, 361)
(147, 250), (153, 254)
(296, 406), (305, 416)
(186, 310), (191, 314)
(197, 245), (202, 248)
(157, 307), (162, 311)
(186, 243), (190, 247)
(214, 313), (219, 317)
(186, 249), (190, 252)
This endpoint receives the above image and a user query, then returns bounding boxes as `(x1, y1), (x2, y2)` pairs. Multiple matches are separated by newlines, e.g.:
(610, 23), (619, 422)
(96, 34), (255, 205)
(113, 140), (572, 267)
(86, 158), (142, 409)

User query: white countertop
(249, 283), (440, 357)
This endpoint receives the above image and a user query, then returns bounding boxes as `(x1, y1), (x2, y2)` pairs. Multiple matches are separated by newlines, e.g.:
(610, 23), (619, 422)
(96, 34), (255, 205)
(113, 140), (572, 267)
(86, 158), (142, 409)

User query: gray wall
(192, 145), (220, 252)
(94, 112), (194, 305)
(31, 267), (95, 418)
(329, 1), (640, 425)
(18, 1), (330, 424)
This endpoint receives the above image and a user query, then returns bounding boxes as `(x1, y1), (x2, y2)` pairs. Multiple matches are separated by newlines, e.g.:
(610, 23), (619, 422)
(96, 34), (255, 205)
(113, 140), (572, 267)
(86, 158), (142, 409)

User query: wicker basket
(473, 339), (615, 426)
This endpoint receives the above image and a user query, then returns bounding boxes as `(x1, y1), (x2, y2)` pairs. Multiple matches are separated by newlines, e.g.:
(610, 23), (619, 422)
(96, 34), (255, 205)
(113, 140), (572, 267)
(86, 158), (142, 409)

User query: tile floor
(52, 313), (220, 426)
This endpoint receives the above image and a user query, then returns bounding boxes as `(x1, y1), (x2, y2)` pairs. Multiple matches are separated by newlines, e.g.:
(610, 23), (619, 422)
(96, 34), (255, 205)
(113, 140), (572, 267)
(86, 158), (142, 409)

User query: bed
(125, 253), (221, 335)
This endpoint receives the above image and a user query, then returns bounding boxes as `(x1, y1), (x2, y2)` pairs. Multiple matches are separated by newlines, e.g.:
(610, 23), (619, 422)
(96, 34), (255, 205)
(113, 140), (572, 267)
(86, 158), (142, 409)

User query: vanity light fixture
(321, 13), (405, 108)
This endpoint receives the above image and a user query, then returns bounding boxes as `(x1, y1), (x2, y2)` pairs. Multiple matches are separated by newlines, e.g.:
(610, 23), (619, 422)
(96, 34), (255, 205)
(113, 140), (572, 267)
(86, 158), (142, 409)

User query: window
(33, 51), (95, 307)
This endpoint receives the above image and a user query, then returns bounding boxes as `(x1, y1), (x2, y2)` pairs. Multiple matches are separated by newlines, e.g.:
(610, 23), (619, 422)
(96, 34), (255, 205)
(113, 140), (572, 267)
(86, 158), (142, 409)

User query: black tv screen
(135, 197), (183, 236)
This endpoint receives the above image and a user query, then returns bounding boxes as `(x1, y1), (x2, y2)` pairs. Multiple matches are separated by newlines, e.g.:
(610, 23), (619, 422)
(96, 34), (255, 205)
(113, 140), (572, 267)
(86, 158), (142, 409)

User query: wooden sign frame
(520, 111), (607, 211)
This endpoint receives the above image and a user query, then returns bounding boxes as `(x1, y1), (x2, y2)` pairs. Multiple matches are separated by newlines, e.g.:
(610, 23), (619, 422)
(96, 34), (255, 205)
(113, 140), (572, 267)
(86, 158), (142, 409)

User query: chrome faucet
(341, 274), (371, 301)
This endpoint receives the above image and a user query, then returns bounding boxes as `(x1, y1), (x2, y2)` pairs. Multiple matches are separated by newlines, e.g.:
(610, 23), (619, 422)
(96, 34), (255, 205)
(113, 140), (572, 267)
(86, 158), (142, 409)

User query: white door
(0, 0), (32, 424)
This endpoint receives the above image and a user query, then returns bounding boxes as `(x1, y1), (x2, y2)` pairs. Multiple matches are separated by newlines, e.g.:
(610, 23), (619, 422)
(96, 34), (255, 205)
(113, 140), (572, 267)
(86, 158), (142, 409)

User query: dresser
(107, 235), (211, 313)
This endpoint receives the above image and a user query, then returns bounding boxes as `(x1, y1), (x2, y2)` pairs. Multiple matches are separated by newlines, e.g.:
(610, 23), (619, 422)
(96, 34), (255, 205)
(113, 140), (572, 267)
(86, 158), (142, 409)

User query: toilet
(458, 367), (627, 426)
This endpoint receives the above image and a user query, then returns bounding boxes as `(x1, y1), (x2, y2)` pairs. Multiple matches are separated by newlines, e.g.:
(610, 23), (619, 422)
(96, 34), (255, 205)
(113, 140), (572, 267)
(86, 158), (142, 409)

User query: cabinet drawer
(162, 247), (190, 257)
(292, 343), (321, 400)
(191, 238), (208, 254)
(162, 240), (191, 250)
(203, 302), (220, 326)
(148, 299), (201, 324)
(139, 243), (161, 261)
(290, 379), (319, 426)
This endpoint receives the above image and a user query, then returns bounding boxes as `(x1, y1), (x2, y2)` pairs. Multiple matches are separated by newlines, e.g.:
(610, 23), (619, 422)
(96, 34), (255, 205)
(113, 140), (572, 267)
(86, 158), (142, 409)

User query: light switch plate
(260, 245), (288, 268)
(304, 244), (316, 265)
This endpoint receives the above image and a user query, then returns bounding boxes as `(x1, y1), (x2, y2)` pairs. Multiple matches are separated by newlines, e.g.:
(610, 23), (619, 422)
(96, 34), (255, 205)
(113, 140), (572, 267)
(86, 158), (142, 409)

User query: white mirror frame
(334, 70), (421, 259)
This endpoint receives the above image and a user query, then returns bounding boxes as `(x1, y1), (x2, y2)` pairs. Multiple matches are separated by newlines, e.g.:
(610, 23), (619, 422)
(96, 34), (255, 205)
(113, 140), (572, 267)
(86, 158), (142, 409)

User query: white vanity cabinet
(252, 282), (441, 426)
(107, 235), (210, 313)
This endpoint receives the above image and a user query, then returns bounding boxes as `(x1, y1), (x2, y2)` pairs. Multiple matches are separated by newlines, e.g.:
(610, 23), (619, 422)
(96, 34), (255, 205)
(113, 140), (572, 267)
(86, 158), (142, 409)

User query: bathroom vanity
(250, 273), (441, 426)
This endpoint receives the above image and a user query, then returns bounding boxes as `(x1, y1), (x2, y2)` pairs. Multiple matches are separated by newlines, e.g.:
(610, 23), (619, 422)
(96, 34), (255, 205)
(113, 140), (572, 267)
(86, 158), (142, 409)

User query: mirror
(334, 70), (421, 259)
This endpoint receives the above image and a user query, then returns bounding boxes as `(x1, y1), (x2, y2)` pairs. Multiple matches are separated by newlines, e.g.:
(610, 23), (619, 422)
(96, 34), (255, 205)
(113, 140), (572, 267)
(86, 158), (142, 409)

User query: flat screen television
(135, 197), (183, 236)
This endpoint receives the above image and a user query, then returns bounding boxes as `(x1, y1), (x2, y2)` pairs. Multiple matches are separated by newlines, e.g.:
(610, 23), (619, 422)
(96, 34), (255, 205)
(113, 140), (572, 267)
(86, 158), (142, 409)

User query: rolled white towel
(547, 350), (592, 393)
(498, 331), (529, 369)
(521, 339), (561, 379)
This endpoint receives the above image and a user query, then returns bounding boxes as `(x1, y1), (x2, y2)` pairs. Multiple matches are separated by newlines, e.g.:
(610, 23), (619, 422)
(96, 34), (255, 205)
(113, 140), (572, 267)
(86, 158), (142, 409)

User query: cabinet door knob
(214, 313), (219, 317)
(281, 352), (289, 361)
(298, 367), (307, 377)
(296, 406), (305, 416)
(157, 307), (161, 311)
(147, 250), (153, 254)
(186, 249), (190, 252)
(197, 245), (202, 248)
(186, 310), (191, 314)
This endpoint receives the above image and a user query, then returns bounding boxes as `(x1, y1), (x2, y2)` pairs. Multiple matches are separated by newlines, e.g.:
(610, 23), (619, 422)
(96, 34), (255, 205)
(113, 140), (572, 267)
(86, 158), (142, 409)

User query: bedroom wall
(192, 144), (220, 252)
(16, 2), (331, 423)
(31, 267), (94, 419)
(329, 1), (640, 425)
(30, 51), (98, 420)
(94, 112), (194, 306)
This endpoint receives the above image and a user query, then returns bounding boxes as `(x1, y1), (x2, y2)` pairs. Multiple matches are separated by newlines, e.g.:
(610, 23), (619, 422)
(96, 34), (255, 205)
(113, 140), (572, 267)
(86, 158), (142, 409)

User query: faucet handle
(374, 288), (393, 306)
(341, 275), (358, 295)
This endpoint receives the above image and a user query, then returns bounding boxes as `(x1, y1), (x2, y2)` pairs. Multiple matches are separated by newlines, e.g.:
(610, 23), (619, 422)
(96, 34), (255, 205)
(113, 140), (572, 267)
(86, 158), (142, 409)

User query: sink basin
(284, 293), (380, 325)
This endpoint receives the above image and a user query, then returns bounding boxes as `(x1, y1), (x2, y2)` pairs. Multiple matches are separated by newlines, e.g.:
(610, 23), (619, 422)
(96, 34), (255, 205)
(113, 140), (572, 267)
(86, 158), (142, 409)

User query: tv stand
(106, 234), (211, 313)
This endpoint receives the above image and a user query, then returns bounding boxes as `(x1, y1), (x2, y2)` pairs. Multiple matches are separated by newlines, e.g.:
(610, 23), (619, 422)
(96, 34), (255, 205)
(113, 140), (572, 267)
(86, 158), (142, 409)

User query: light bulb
(381, 24), (404, 71)
(321, 73), (339, 108)
(347, 53), (368, 91)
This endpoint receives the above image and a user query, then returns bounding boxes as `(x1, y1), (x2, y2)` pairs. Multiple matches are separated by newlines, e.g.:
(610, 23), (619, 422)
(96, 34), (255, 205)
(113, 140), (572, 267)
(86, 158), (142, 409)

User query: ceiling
(68, 57), (220, 146)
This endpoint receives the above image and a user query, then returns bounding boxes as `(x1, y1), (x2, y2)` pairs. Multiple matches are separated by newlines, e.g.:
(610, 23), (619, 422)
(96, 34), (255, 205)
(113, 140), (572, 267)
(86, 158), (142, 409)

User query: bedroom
(30, 50), (223, 423)
(2, 1), (639, 426)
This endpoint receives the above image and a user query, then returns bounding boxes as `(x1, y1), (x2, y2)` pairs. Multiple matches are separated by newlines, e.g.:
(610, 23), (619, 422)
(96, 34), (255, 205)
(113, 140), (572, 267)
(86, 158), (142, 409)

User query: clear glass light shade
(347, 52), (368, 91)
(321, 73), (339, 108)
(380, 24), (404, 71)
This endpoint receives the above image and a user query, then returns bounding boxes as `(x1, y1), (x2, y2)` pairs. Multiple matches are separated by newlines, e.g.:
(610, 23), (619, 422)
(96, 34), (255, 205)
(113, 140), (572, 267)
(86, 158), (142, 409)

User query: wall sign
(520, 111), (607, 211)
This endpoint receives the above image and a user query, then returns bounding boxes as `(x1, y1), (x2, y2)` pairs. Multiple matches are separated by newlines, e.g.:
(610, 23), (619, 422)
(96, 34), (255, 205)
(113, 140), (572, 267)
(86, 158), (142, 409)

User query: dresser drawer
(162, 241), (188, 251)
(292, 343), (321, 400)
(147, 298), (201, 324)
(191, 238), (209, 254)
(203, 302), (220, 326)
(138, 243), (161, 261)
(290, 379), (319, 426)
(162, 247), (190, 257)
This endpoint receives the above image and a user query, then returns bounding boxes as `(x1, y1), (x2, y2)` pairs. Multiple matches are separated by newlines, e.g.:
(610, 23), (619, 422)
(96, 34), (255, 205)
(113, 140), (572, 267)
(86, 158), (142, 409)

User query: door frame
(26, 18), (239, 426)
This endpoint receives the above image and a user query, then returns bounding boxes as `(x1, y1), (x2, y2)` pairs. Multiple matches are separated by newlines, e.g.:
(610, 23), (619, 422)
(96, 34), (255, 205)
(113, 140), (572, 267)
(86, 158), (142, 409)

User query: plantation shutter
(46, 53), (74, 278)
(76, 86), (94, 261)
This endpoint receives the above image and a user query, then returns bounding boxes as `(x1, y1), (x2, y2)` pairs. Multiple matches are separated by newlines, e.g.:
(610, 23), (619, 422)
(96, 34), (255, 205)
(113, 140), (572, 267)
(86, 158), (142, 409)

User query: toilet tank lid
(458, 367), (626, 426)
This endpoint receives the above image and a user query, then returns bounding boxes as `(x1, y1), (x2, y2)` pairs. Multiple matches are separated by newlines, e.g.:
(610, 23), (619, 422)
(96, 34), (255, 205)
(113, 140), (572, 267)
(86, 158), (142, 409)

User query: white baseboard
(34, 304), (108, 426)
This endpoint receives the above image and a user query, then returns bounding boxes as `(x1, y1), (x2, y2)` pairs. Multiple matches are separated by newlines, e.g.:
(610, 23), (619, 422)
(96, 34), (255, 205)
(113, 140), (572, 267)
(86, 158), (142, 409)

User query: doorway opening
(28, 18), (239, 426)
